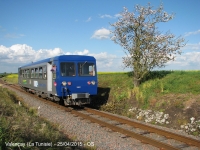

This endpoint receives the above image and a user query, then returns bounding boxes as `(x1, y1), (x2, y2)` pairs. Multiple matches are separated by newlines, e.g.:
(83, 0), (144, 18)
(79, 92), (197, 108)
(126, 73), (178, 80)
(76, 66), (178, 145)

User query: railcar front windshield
(60, 62), (75, 76)
(78, 62), (96, 76)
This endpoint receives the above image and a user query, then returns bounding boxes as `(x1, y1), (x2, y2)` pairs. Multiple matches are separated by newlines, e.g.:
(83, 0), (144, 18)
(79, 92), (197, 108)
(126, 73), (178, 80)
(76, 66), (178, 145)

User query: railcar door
(47, 63), (52, 92)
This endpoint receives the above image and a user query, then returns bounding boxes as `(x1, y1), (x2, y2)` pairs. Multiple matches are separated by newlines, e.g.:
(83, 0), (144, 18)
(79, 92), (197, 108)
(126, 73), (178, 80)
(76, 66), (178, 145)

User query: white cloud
(0, 44), (35, 62)
(0, 44), (64, 64)
(85, 17), (92, 22)
(92, 52), (116, 67)
(75, 49), (89, 55)
(34, 48), (64, 61)
(99, 13), (121, 19)
(165, 51), (200, 70)
(4, 33), (25, 39)
(67, 49), (89, 55)
(114, 13), (121, 18)
(0, 44), (120, 72)
(100, 14), (112, 18)
(181, 42), (200, 51)
(1, 43), (200, 73)
(91, 52), (125, 71)
(184, 29), (200, 37)
(91, 28), (110, 39)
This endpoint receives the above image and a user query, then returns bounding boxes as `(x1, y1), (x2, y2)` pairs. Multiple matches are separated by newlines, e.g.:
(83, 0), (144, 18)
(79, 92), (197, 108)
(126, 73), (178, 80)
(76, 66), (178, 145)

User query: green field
(2, 71), (200, 114)
(2, 74), (18, 84)
(96, 70), (200, 114)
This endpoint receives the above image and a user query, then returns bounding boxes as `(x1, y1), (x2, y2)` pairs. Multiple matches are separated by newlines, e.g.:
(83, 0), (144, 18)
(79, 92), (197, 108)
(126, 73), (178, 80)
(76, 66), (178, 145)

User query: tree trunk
(133, 77), (140, 87)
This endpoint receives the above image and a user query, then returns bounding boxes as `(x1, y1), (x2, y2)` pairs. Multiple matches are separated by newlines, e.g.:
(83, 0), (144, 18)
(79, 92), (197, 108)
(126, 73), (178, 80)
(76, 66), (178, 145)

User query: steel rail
(68, 108), (179, 150)
(84, 107), (200, 148)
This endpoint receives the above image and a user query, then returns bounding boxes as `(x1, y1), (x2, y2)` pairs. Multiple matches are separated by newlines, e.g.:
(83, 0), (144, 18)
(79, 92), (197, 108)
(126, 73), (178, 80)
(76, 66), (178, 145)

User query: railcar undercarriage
(20, 86), (91, 106)
(63, 97), (91, 106)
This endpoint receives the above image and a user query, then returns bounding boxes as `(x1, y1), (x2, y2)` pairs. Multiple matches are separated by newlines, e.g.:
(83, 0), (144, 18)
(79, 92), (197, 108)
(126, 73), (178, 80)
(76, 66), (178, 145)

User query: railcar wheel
(53, 96), (60, 102)
(59, 98), (64, 106)
(36, 91), (41, 97)
(64, 100), (69, 106)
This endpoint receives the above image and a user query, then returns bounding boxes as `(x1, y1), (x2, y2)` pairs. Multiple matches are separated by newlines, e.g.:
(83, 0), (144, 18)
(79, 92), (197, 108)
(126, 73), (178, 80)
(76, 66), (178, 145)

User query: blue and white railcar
(18, 55), (97, 105)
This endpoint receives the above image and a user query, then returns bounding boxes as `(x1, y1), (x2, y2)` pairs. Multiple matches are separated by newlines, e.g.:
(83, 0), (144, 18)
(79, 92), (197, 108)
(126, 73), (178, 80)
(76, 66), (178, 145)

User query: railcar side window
(23, 70), (26, 78)
(60, 62), (75, 76)
(22, 70), (24, 78)
(35, 68), (38, 78)
(27, 69), (30, 78)
(78, 62), (96, 76)
(53, 73), (56, 79)
(31, 69), (34, 78)
(19, 69), (22, 77)
(43, 66), (47, 79)
(25, 69), (29, 78)
(39, 67), (43, 79)
(25, 69), (27, 78)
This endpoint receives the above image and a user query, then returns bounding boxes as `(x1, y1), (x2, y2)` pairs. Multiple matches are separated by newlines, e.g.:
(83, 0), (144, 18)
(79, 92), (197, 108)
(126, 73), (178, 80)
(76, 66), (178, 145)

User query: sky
(0, 0), (200, 73)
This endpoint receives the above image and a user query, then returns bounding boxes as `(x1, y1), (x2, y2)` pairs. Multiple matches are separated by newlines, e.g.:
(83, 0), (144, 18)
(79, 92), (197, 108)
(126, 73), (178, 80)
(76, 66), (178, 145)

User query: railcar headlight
(91, 80), (95, 85)
(62, 81), (67, 86)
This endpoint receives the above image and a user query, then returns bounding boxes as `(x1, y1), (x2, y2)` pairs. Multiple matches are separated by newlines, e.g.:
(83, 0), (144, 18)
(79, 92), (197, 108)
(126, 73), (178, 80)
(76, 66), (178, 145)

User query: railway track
(1, 80), (200, 150)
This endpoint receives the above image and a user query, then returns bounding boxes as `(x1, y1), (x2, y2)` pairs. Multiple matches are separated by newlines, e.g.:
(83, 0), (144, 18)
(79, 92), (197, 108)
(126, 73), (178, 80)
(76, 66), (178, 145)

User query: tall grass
(98, 70), (200, 111)
(0, 87), (76, 150)
(132, 70), (200, 108)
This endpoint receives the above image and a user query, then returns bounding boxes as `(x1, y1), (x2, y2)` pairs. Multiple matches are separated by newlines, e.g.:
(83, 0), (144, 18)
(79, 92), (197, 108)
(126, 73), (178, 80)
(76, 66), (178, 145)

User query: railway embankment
(0, 84), (82, 150)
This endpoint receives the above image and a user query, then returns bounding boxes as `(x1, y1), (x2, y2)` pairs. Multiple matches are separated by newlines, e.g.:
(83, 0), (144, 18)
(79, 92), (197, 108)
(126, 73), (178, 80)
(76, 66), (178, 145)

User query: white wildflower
(144, 111), (149, 116)
(139, 112), (144, 117)
(160, 118), (165, 124)
(190, 117), (195, 124)
(180, 125), (184, 129)
(190, 128), (196, 132)
(148, 115), (154, 120)
(164, 114), (169, 119)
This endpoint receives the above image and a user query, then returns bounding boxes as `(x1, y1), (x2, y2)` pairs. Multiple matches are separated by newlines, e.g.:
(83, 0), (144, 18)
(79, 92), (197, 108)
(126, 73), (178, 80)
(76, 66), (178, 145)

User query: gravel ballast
(3, 85), (200, 150)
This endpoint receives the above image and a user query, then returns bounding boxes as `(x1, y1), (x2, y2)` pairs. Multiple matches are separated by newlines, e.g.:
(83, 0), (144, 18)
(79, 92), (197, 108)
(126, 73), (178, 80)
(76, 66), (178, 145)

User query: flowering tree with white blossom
(111, 3), (186, 87)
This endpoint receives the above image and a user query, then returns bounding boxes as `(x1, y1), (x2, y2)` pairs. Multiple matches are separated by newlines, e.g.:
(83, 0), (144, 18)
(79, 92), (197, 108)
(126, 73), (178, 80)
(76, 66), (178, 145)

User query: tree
(110, 3), (186, 87)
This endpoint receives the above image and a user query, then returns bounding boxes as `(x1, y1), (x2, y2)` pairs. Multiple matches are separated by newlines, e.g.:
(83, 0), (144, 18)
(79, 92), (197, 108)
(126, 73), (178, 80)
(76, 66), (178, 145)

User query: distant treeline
(0, 73), (17, 78)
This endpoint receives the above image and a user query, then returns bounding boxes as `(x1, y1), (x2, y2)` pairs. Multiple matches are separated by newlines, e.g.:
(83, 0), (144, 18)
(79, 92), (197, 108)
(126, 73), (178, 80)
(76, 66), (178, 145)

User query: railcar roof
(19, 55), (96, 68)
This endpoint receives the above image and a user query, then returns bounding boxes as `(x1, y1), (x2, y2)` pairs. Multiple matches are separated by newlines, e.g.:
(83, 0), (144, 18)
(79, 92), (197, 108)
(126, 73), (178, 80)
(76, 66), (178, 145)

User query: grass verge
(0, 87), (88, 150)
